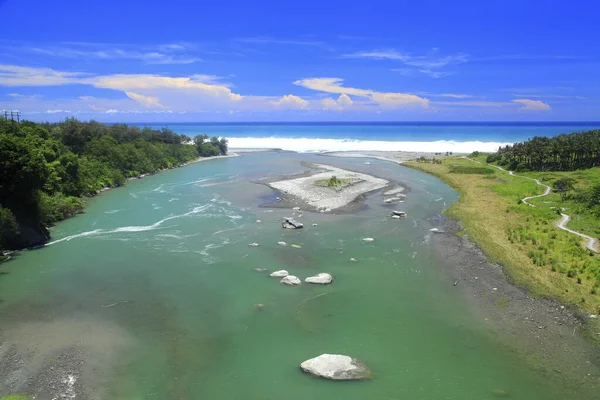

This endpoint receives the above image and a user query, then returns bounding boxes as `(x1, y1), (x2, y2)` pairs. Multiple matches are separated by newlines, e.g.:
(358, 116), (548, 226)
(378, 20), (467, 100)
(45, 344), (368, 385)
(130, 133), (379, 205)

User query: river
(0, 152), (596, 399)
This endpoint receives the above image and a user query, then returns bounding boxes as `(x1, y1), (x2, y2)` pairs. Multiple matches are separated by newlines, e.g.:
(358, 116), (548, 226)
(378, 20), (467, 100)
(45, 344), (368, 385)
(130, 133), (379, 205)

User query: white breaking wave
(229, 137), (511, 153)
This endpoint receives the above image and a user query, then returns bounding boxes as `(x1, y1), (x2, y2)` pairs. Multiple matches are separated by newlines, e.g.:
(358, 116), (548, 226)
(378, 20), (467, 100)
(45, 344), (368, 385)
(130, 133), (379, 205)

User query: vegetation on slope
(0, 118), (227, 252)
(405, 157), (600, 321)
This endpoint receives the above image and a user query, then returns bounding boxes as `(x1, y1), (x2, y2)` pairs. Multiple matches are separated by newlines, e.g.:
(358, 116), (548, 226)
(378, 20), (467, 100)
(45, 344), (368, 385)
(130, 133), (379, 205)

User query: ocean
(136, 122), (600, 153)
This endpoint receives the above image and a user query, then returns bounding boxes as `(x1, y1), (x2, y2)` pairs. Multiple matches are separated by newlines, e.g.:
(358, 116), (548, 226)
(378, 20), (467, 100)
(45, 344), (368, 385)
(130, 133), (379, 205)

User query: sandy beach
(323, 150), (458, 164)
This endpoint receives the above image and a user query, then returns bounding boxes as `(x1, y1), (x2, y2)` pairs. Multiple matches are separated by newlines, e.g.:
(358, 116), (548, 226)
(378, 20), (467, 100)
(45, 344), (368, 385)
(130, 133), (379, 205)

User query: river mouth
(1, 151), (599, 399)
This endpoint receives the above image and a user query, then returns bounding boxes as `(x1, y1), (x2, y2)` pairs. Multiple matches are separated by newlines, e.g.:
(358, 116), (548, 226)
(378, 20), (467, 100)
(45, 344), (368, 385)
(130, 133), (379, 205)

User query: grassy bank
(405, 157), (600, 334)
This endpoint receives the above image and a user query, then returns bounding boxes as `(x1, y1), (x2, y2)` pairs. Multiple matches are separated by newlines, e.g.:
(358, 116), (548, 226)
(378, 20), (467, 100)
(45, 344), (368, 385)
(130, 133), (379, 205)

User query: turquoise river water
(0, 152), (596, 399)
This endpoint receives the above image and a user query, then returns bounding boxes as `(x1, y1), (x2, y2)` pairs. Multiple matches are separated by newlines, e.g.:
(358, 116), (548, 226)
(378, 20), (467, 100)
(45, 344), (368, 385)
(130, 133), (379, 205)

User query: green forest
(0, 118), (227, 252)
(488, 129), (600, 171)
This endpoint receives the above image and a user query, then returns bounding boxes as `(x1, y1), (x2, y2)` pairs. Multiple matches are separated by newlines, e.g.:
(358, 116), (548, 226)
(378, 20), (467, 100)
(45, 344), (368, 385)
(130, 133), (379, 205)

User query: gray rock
(362, 237), (374, 242)
(300, 354), (371, 380)
(305, 273), (333, 284)
(270, 270), (289, 277)
(280, 275), (301, 285)
(282, 217), (304, 229)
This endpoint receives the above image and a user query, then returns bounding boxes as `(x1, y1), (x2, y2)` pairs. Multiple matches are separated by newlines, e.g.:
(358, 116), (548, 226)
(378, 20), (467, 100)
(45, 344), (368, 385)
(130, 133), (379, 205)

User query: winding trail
(462, 157), (598, 253)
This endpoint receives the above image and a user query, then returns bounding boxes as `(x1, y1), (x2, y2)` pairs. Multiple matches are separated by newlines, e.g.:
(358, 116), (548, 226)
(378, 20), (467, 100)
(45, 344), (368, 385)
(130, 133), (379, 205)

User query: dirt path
(462, 157), (598, 253)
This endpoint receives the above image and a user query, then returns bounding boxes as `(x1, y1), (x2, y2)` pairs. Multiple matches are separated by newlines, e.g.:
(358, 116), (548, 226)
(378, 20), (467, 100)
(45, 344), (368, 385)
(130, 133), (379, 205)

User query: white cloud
(436, 93), (475, 99)
(236, 37), (324, 46)
(0, 65), (243, 112)
(345, 49), (467, 78)
(26, 43), (201, 64)
(105, 109), (119, 114)
(434, 98), (551, 111)
(45, 109), (71, 113)
(125, 91), (166, 109)
(271, 94), (309, 109)
(512, 99), (551, 111)
(510, 93), (586, 100)
(435, 101), (513, 107)
(419, 69), (453, 79)
(295, 77), (428, 108)
(321, 93), (353, 110)
(345, 49), (467, 69)
(0, 65), (87, 86)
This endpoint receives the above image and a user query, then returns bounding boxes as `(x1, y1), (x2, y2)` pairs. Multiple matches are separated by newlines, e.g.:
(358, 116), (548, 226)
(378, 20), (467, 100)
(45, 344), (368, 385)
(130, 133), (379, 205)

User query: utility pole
(1, 110), (21, 123)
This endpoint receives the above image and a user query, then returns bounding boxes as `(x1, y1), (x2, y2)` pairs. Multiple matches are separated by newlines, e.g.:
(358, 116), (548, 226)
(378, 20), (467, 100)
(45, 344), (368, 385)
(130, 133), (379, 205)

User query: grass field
(405, 158), (600, 337)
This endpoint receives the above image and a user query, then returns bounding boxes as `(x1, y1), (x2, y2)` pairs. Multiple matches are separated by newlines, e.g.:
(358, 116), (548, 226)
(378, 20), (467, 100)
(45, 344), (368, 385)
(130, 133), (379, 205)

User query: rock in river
(282, 217), (304, 229)
(277, 241), (288, 246)
(280, 275), (301, 285)
(362, 237), (374, 242)
(300, 354), (371, 380)
(248, 242), (260, 247)
(305, 273), (333, 284)
(270, 270), (289, 277)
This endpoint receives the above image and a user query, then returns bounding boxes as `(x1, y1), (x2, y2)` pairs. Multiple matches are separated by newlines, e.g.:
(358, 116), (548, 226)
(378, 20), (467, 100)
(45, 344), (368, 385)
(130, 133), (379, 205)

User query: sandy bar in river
(268, 163), (389, 212)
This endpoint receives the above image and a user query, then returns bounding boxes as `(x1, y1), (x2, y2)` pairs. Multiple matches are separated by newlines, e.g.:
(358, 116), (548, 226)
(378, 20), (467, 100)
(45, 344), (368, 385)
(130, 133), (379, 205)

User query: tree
(218, 138), (228, 155)
(493, 130), (600, 171)
(199, 143), (220, 157)
(553, 178), (576, 201)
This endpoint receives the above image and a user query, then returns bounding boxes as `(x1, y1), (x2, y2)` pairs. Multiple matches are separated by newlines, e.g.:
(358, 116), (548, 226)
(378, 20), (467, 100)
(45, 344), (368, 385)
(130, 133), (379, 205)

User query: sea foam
(228, 137), (511, 153)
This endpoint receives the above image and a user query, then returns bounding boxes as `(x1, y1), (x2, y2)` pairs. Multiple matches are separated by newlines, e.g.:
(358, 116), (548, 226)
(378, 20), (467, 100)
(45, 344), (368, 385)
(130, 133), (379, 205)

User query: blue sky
(0, 0), (598, 122)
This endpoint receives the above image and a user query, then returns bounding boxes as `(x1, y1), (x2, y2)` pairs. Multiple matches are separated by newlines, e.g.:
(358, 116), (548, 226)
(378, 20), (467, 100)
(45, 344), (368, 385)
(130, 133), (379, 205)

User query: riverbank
(402, 157), (600, 343)
(1, 153), (238, 256)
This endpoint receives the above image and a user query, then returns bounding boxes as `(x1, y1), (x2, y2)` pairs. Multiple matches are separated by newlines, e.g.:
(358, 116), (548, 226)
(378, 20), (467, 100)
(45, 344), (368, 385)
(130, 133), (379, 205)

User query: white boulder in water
(270, 270), (289, 277)
(362, 238), (374, 242)
(300, 354), (371, 380)
(384, 195), (406, 204)
(391, 215), (401, 219)
(349, 258), (357, 262)
(305, 273), (333, 284)
(280, 275), (301, 285)
(278, 241), (288, 246)
(430, 228), (442, 233)
(282, 217), (304, 229)
(248, 242), (260, 247)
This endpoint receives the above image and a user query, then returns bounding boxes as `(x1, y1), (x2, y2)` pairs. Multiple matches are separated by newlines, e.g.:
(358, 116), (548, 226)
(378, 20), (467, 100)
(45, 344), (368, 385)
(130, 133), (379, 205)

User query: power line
(1, 110), (21, 123)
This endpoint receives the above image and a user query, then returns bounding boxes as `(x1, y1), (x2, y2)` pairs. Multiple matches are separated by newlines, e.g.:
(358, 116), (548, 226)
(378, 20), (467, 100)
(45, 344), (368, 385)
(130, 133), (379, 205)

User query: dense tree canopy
(488, 130), (600, 171)
(0, 118), (227, 251)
